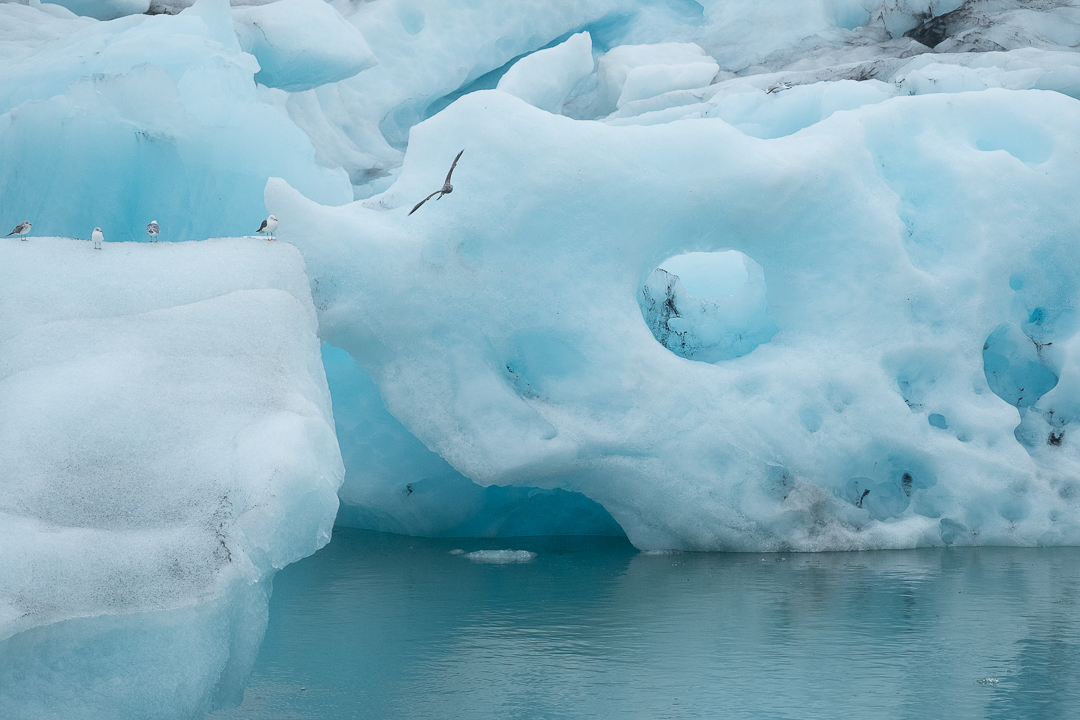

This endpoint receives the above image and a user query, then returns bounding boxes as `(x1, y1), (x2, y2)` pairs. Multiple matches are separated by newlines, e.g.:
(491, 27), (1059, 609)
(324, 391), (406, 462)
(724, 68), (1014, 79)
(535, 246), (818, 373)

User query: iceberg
(0, 0), (353, 243)
(0, 238), (343, 719)
(270, 82), (1080, 552)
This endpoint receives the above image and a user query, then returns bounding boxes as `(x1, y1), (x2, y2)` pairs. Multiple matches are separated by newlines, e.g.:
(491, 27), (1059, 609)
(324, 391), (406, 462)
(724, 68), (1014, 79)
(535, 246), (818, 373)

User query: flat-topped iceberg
(0, 238), (343, 719)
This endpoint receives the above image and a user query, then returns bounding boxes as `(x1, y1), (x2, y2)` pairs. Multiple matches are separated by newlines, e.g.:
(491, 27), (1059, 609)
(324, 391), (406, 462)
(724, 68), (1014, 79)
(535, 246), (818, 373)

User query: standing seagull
(6, 220), (31, 240)
(92, 227), (103, 250)
(409, 150), (464, 216)
(257, 215), (278, 241)
(147, 220), (160, 242)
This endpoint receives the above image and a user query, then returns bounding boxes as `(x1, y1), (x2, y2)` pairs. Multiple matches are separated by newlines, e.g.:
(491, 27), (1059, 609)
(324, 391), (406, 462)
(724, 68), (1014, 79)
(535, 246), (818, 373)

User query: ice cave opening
(638, 250), (777, 363)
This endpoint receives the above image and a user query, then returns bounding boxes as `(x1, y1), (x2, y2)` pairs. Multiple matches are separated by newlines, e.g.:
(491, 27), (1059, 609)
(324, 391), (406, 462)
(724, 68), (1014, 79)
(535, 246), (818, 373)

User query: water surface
(210, 530), (1080, 719)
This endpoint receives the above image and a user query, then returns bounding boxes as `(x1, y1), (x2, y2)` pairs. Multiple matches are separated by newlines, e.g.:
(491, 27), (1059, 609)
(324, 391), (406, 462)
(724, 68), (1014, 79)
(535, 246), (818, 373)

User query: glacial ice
(232, 0), (376, 91)
(272, 82), (1080, 552)
(497, 32), (595, 114)
(0, 0), (352, 242)
(0, 239), (343, 718)
(3, 0), (1080, 714)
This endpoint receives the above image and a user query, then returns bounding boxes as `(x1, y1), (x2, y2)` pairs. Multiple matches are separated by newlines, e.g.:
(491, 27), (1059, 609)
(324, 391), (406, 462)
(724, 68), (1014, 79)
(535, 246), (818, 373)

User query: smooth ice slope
(232, 0), (376, 91)
(0, 238), (343, 719)
(271, 85), (1080, 552)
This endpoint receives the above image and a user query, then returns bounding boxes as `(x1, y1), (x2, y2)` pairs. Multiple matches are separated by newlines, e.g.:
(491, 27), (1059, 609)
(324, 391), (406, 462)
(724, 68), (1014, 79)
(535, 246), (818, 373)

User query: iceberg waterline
(3, 0), (1080, 716)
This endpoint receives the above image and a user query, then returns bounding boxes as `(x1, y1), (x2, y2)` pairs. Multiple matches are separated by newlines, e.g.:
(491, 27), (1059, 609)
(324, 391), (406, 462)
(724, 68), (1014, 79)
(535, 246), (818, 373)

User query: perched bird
(257, 214), (278, 241)
(409, 150), (464, 216)
(6, 220), (31, 240)
(766, 81), (792, 94)
(92, 227), (103, 250)
(146, 220), (160, 242)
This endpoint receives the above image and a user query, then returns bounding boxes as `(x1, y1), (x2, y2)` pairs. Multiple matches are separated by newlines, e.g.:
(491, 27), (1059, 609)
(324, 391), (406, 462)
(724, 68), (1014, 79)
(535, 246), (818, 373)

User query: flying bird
(257, 214), (278, 241)
(146, 221), (160, 241)
(6, 220), (31, 240)
(409, 150), (464, 216)
(91, 227), (103, 250)
(766, 81), (792, 94)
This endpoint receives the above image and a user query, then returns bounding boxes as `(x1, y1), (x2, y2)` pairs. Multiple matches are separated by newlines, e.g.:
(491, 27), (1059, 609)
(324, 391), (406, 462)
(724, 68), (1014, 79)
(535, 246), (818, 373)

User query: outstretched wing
(443, 149), (464, 185)
(257, 219), (268, 233)
(409, 190), (441, 216)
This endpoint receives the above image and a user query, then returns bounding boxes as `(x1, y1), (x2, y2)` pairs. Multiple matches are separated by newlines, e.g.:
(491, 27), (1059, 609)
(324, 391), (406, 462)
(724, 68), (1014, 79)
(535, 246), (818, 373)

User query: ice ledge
(0, 237), (343, 718)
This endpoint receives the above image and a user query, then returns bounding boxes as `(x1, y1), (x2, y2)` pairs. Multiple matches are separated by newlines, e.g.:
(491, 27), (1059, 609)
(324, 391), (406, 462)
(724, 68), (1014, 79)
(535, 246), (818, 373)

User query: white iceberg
(0, 238), (343, 719)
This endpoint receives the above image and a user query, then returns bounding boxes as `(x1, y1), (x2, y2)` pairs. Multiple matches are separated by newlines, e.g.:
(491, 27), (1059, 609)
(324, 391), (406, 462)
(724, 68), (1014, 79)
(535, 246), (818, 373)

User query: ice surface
(232, 0), (376, 91)
(0, 238), (343, 719)
(597, 42), (719, 111)
(497, 32), (594, 114)
(48, 0), (151, 20)
(0, 0), (352, 242)
(271, 82), (1080, 552)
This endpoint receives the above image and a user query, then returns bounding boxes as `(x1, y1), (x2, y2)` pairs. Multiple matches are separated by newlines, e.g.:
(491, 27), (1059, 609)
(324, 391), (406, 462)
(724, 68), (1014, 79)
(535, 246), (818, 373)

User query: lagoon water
(209, 530), (1080, 720)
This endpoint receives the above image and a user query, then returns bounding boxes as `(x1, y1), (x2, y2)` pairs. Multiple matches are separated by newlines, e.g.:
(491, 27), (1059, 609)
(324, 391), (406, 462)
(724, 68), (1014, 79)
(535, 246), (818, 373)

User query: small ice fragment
(449, 549), (464, 555)
(465, 550), (536, 564)
(977, 678), (1000, 686)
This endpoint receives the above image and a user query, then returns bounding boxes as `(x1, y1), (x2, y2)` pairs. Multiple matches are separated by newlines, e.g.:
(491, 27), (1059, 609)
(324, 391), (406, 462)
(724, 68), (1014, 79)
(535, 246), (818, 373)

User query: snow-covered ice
(0, 238), (343, 719)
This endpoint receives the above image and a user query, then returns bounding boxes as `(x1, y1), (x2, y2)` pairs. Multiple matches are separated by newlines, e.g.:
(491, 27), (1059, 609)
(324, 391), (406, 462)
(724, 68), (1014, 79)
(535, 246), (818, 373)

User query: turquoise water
(210, 530), (1080, 720)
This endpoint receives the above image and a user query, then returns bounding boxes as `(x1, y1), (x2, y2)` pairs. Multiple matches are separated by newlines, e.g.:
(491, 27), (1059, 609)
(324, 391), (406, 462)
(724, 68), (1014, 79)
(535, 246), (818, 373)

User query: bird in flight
(766, 81), (792, 94)
(257, 215), (278, 240)
(6, 220), (31, 239)
(147, 221), (160, 242)
(409, 150), (464, 216)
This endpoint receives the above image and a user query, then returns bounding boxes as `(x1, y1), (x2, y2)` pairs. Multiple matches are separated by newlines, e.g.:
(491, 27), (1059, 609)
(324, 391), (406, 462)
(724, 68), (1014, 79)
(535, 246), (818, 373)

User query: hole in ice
(982, 323), (1058, 409)
(638, 251), (777, 362)
(928, 413), (948, 429)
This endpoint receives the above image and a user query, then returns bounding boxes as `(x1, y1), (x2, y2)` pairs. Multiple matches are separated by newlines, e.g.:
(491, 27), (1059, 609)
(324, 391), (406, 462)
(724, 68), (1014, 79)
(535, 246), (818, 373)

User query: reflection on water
(209, 530), (1080, 720)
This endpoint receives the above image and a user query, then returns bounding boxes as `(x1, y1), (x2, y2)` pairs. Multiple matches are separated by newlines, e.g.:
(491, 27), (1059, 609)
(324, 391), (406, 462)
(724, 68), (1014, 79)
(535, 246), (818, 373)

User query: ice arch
(639, 250), (777, 362)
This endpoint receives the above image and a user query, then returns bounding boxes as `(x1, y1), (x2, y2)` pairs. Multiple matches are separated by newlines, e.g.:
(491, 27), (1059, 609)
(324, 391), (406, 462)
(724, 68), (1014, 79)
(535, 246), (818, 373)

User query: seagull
(257, 214), (278, 241)
(92, 227), (103, 250)
(146, 220), (160, 242)
(766, 81), (792, 94)
(409, 149), (464, 216)
(6, 220), (31, 240)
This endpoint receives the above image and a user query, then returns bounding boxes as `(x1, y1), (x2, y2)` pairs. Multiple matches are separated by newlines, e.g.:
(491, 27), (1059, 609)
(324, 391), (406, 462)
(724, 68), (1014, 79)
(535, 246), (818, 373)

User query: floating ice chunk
(598, 42), (719, 112)
(465, 550), (537, 564)
(496, 31), (593, 114)
(0, 238), (343, 719)
(270, 86), (1080, 552)
(232, 0), (377, 92)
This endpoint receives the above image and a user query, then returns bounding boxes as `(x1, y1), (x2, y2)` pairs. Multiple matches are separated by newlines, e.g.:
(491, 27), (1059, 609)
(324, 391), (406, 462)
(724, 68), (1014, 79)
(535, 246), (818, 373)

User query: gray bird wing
(443, 149), (464, 185)
(257, 219), (268, 233)
(409, 190), (442, 216)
